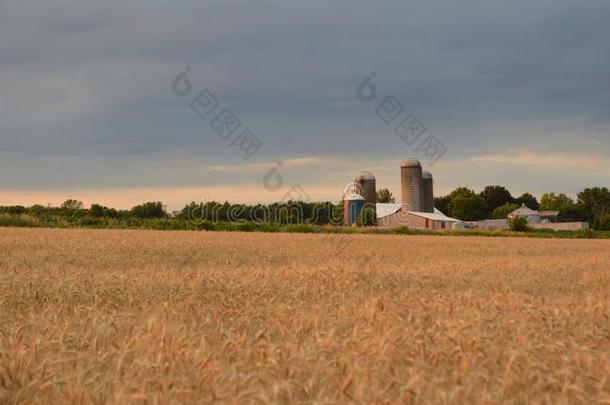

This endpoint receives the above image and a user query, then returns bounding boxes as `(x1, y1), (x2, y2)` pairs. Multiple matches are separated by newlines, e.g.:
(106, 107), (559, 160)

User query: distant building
(469, 204), (588, 231)
(348, 159), (589, 232)
(508, 203), (559, 224)
(367, 157), (462, 230)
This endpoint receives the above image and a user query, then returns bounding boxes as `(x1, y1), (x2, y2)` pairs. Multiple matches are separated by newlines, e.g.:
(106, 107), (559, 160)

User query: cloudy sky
(1, 0), (609, 210)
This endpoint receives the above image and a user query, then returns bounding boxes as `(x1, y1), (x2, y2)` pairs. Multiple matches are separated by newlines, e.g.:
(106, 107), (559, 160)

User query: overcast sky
(1, 0), (609, 209)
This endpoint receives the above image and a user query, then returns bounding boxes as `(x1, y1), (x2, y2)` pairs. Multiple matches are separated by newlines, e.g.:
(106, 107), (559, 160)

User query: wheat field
(0, 228), (609, 404)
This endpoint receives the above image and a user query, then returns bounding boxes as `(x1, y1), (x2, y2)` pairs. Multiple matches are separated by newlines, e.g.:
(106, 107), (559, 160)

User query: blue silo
(343, 193), (365, 226)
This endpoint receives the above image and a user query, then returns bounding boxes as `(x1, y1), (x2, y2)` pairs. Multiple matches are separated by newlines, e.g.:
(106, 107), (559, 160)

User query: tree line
(1, 186), (609, 230)
(432, 186), (610, 230)
(0, 200), (346, 226)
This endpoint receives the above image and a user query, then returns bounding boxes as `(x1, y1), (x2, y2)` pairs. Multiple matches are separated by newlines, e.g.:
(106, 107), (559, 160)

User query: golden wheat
(1, 228), (609, 404)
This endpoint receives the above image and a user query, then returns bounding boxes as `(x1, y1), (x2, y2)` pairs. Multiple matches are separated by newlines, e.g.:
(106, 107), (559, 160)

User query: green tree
(492, 202), (519, 219)
(89, 203), (120, 218)
(448, 187), (474, 199)
(447, 188), (489, 221)
(376, 188), (395, 203)
(309, 202), (336, 225)
(130, 202), (166, 219)
(602, 213), (610, 231)
(29, 204), (47, 217)
(2, 206), (26, 215)
(515, 193), (539, 210)
(61, 199), (84, 210)
(480, 186), (514, 211)
(577, 187), (610, 230)
(433, 195), (451, 216)
(90, 204), (105, 217)
(540, 193), (574, 211)
(539, 193), (586, 222)
(356, 207), (377, 226)
(558, 204), (587, 222)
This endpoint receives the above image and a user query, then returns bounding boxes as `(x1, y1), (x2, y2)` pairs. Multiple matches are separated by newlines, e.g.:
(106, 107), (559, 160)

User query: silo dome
(343, 192), (365, 201)
(354, 171), (376, 209)
(355, 171), (376, 181)
(422, 171), (434, 213)
(400, 158), (423, 211)
(400, 158), (422, 167)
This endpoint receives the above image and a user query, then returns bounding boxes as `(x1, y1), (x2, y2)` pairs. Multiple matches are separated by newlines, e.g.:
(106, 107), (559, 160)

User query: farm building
(469, 204), (589, 231)
(344, 158), (462, 230)
(376, 203), (460, 229)
(508, 203), (560, 224)
(344, 158), (591, 232)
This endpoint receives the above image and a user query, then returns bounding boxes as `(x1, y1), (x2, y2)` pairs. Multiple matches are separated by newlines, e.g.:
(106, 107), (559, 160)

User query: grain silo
(343, 192), (365, 226)
(400, 158), (423, 212)
(354, 171), (376, 209)
(422, 171), (434, 213)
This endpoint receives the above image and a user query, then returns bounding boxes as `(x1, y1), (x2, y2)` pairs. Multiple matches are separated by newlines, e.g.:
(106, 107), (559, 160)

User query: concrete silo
(400, 158), (423, 212)
(343, 192), (365, 226)
(422, 171), (434, 213)
(354, 171), (376, 209)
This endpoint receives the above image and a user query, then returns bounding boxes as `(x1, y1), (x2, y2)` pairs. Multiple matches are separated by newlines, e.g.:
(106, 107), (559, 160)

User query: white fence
(530, 222), (589, 231)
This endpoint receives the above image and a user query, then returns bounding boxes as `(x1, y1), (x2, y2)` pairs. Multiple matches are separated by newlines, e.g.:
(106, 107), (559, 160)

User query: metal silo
(422, 171), (434, 213)
(343, 192), (365, 226)
(354, 171), (376, 210)
(400, 158), (423, 212)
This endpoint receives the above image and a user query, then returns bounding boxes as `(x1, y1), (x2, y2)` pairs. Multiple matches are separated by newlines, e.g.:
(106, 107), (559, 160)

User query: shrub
(508, 216), (529, 232)
(285, 224), (319, 233)
(0, 214), (40, 228)
(357, 208), (377, 227)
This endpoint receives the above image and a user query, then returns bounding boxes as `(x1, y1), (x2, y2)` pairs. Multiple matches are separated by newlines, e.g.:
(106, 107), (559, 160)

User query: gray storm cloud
(0, 0), (609, 198)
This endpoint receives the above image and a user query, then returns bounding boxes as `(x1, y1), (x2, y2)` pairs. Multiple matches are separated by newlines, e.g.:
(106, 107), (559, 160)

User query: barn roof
(375, 203), (402, 218)
(375, 204), (460, 222)
(408, 208), (460, 222)
(509, 203), (539, 216)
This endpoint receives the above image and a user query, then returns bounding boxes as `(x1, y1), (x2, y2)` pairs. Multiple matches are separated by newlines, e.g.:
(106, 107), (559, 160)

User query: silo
(400, 158), (423, 212)
(422, 171), (434, 213)
(354, 171), (376, 210)
(343, 193), (365, 226)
